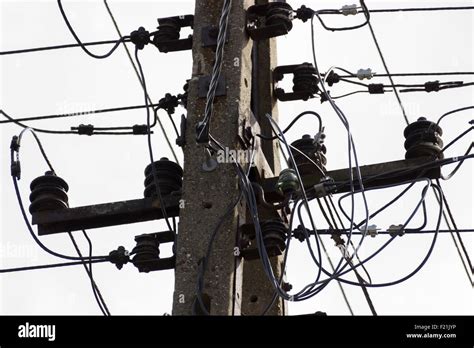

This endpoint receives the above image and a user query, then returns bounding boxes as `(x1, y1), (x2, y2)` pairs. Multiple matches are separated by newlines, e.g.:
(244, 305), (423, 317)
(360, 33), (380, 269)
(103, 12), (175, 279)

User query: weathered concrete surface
(172, 0), (254, 315)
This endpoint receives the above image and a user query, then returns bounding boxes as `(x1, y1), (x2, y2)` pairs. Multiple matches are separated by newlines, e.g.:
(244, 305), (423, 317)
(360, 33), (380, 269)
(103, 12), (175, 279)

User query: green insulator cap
(276, 168), (300, 194)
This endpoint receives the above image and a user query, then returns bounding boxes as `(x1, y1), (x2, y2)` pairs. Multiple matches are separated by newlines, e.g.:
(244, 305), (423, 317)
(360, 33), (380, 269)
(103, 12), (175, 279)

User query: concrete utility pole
(172, 0), (284, 315)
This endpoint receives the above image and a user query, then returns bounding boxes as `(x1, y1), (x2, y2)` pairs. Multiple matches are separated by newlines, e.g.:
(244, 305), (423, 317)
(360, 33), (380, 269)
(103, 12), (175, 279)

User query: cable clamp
(424, 80), (440, 92)
(341, 4), (358, 16)
(11, 161), (21, 179)
(295, 5), (315, 22)
(130, 27), (151, 50)
(10, 136), (20, 152)
(313, 176), (337, 198)
(357, 68), (374, 80)
(109, 246), (130, 270)
(368, 83), (385, 94)
(388, 224), (405, 237)
(325, 71), (340, 86)
(314, 127), (326, 146)
(77, 124), (94, 136)
(362, 224), (380, 238)
(133, 124), (149, 135)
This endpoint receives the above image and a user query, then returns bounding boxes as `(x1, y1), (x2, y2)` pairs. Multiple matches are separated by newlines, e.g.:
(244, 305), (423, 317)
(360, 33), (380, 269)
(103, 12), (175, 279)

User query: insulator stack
(404, 117), (444, 160)
(131, 234), (160, 273)
(29, 171), (69, 214)
(155, 17), (181, 42)
(260, 220), (288, 255)
(290, 134), (327, 177)
(265, 2), (294, 32)
(144, 157), (183, 198)
(292, 63), (319, 98)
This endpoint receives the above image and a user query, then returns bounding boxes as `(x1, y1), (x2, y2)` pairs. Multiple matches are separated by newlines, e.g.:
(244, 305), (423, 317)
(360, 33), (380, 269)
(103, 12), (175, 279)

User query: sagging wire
(57, 0), (129, 59)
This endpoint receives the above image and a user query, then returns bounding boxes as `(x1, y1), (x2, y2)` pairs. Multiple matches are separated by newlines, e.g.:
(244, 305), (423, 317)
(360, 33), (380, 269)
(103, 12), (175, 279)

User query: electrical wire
(441, 126), (473, 154)
(310, 16), (372, 273)
(67, 231), (111, 316)
(256, 111), (322, 141)
(437, 106), (474, 126)
(11, 129), (108, 262)
(338, 71), (474, 79)
(0, 104), (161, 125)
(57, 0), (128, 59)
(102, 0), (180, 164)
(0, 38), (132, 56)
(364, 5), (409, 125)
(442, 143), (473, 181)
(0, 258), (109, 274)
(314, 0), (370, 32)
(134, 47), (175, 234)
(436, 181), (474, 276)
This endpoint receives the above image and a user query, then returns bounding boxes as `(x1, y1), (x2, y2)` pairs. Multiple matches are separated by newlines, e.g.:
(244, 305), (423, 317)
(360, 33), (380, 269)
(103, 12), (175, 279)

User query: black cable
(57, 0), (128, 59)
(0, 104), (161, 124)
(365, 9), (409, 125)
(134, 47), (174, 234)
(194, 193), (243, 315)
(256, 111), (322, 141)
(339, 71), (474, 79)
(0, 39), (131, 56)
(436, 180), (473, 274)
(442, 143), (473, 181)
(442, 127), (473, 153)
(400, 82), (474, 93)
(102, 0), (180, 164)
(317, 6), (474, 15)
(1, 110), (77, 134)
(0, 258), (109, 274)
(314, 0), (371, 32)
(67, 231), (110, 316)
(364, 6), (474, 14)
(437, 106), (474, 125)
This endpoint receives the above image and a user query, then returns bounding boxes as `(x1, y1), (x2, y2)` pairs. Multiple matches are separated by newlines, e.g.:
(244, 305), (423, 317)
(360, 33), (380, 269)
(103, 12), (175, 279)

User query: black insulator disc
(265, 13), (293, 31)
(403, 117), (443, 138)
(144, 182), (182, 198)
(405, 143), (445, 160)
(144, 171), (183, 188)
(403, 117), (444, 160)
(29, 185), (69, 204)
(29, 172), (70, 213)
(144, 158), (183, 177)
(404, 132), (443, 150)
(30, 173), (69, 192)
(261, 220), (288, 252)
(29, 195), (69, 213)
(155, 20), (181, 42)
(132, 235), (160, 263)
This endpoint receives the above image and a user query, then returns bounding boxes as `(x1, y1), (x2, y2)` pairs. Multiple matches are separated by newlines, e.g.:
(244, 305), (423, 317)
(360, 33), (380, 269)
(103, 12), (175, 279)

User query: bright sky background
(0, 0), (473, 315)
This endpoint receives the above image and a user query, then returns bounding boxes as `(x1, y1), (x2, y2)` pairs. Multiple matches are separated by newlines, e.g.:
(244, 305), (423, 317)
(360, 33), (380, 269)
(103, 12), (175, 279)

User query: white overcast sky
(0, 0), (473, 315)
